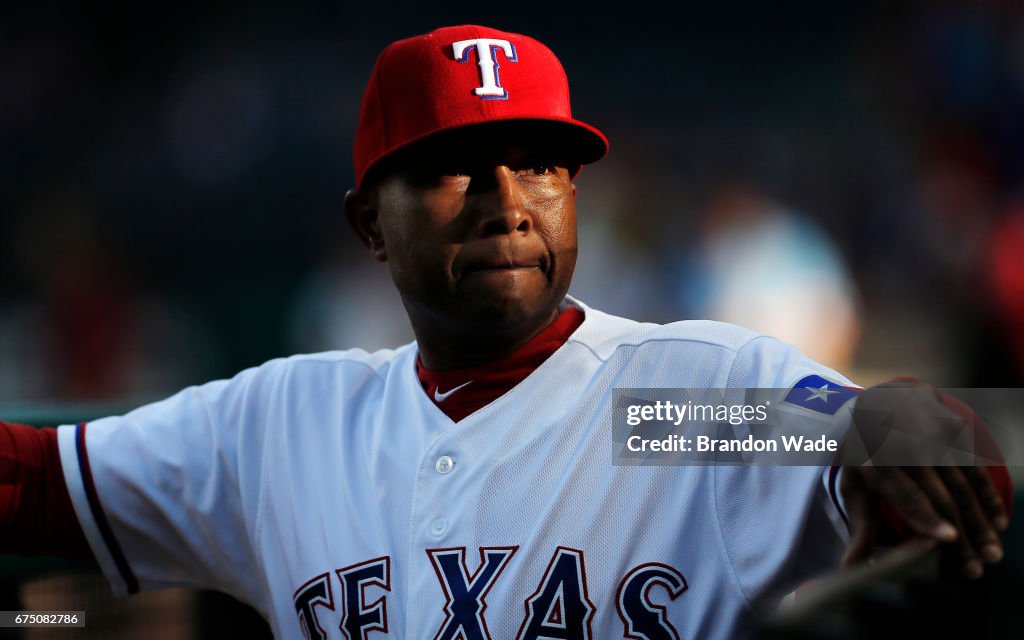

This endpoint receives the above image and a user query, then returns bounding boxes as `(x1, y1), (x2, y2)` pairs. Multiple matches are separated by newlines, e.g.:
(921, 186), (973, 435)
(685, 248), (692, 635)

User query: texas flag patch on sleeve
(782, 374), (860, 415)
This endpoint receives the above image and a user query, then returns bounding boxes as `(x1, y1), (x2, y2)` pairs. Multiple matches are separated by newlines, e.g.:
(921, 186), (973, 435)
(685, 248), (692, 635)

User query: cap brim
(360, 117), (608, 187)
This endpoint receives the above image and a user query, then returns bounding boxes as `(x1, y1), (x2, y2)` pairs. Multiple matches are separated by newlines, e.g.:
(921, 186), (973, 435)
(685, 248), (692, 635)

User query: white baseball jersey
(56, 298), (853, 639)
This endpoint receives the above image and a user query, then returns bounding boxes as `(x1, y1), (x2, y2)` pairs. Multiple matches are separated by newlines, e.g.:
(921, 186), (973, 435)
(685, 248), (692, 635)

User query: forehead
(364, 121), (582, 186)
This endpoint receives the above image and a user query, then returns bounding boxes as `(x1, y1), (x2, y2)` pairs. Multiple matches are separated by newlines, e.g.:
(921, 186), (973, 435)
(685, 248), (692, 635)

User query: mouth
(458, 254), (549, 279)
(463, 261), (542, 274)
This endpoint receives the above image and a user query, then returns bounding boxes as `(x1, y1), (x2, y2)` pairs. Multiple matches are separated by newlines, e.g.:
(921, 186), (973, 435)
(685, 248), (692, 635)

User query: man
(1, 25), (1012, 639)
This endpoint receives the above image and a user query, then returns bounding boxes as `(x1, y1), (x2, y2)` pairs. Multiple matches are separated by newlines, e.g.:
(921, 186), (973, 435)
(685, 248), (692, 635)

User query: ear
(344, 188), (387, 262)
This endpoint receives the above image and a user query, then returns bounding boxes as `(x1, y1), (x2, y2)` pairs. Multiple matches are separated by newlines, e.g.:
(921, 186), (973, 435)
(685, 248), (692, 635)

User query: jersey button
(430, 518), (448, 537)
(435, 456), (454, 474)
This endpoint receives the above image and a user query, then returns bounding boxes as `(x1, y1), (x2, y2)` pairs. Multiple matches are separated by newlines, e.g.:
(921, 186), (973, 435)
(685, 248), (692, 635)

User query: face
(350, 127), (579, 337)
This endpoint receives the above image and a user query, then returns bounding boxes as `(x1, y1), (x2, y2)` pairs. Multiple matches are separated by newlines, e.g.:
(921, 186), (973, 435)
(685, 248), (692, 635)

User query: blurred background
(2, 0), (1024, 398)
(1, 0), (1023, 636)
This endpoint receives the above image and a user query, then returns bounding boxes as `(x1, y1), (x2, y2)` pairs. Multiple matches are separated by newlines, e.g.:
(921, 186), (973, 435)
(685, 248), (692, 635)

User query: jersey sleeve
(56, 367), (269, 608)
(713, 335), (855, 616)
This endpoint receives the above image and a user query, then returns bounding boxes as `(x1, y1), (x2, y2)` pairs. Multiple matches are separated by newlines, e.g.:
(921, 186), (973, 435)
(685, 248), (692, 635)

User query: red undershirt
(416, 306), (585, 422)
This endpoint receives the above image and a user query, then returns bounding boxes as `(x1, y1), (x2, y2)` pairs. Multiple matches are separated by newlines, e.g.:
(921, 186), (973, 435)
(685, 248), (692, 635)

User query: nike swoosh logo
(434, 380), (473, 402)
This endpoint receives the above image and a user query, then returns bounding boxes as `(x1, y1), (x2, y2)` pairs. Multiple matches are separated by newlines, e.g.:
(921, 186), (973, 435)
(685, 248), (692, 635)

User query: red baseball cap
(353, 25), (609, 187)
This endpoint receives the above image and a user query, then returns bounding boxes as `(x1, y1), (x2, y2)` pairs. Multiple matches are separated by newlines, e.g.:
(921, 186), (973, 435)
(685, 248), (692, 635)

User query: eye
(530, 164), (552, 176)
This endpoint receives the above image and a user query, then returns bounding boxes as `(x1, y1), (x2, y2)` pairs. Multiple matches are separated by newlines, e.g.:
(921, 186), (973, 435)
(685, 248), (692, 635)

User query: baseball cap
(353, 25), (609, 187)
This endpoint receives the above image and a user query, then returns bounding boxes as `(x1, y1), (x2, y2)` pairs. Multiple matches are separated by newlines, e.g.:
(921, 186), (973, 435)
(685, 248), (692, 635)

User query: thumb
(842, 477), (881, 567)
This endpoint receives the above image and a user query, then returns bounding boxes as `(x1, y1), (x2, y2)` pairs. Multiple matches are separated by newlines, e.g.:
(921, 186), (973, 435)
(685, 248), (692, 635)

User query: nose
(473, 165), (532, 237)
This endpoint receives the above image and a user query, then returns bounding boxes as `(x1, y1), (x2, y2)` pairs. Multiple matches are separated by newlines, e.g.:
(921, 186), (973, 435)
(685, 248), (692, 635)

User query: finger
(912, 467), (984, 579)
(840, 471), (880, 567)
(873, 467), (957, 542)
(940, 466), (1004, 567)
(843, 516), (878, 567)
(909, 466), (960, 528)
(961, 464), (1008, 532)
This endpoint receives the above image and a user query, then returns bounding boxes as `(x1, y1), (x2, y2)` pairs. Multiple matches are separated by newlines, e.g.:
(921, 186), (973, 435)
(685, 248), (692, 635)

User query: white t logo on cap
(451, 38), (518, 100)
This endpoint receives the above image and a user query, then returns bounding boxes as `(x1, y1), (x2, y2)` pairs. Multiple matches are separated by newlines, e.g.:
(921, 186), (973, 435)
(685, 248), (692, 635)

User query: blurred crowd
(1, 0), (1023, 406)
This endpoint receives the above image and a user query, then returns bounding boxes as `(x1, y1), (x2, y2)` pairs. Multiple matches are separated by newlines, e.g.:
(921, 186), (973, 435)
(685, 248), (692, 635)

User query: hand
(839, 382), (1010, 579)
(841, 464), (1008, 578)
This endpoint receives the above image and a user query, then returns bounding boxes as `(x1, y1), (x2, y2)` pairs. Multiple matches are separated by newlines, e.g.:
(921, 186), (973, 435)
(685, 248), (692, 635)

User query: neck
(411, 305), (563, 371)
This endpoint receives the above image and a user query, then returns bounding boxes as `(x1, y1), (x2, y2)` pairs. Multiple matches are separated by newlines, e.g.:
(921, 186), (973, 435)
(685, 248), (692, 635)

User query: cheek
(537, 192), (578, 262)
(379, 209), (459, 295)
(379, 183), (466, 250)
(556, 206), (578, 252)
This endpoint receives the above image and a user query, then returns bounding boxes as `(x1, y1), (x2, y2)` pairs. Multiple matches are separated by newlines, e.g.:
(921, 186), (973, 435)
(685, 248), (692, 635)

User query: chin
(455, 291), (556, 331)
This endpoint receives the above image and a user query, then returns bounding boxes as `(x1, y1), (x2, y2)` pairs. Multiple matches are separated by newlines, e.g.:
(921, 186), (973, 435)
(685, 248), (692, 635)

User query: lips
(455, 244), (549, 279)
(462, 258), (543, 273)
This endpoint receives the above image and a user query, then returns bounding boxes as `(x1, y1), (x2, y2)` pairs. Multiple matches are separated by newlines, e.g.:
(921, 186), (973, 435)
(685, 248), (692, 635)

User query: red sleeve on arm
(0, 421), (93, 560)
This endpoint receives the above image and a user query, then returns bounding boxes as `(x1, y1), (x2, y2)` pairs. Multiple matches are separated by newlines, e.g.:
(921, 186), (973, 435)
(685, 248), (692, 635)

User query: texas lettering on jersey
(293, 547), (686, 640)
